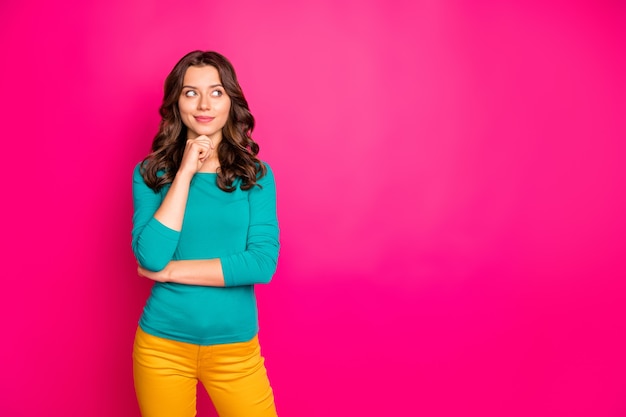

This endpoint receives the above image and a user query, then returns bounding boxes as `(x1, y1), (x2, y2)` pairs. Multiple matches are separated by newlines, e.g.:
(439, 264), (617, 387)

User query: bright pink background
(1, 0), (625, 416)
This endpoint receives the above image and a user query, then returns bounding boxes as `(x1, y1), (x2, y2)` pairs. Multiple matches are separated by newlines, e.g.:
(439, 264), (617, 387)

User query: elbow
(139, 258), (169, 273)
(258, 271), (275, 285)
(132, 243), (170, 272)
(136, 255), (169, 273)
(257, 254), (279, 284)
(223, 250), (278, 286)
(131, 220), (180, 272)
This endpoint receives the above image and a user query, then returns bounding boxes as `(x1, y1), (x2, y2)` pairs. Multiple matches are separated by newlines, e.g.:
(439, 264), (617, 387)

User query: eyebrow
(182, 84), (224, 89)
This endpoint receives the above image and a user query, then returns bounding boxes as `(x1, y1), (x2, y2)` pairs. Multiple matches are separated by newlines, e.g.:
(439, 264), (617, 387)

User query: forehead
(183, 65), (221, 85)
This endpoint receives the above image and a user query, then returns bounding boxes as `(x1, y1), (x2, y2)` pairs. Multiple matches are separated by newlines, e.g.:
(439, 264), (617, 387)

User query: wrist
(174, 169), (194, 183)
(163, 261), (176, 282)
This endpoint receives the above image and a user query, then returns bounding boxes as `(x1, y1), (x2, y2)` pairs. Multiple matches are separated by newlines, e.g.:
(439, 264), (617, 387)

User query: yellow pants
(133, 327), (277, 417)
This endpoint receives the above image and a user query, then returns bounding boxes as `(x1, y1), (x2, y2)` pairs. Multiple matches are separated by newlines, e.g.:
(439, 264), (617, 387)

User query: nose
(199, 94), (210, 110)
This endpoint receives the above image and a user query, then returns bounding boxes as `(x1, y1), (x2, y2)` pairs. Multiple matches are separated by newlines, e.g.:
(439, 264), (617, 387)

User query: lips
(194, 116), (215, 123)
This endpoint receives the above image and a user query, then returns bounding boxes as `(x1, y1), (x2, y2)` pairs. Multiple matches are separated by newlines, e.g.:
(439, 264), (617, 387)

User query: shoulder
(134, 160), (166, 180)
(132, 162), (153, 193)
(245, 161), (276, 193)
(257, 161), (276, 184)
(133, 161), (145, 181)
(261, 161), (274, 175)
(133, 161), (143, 175)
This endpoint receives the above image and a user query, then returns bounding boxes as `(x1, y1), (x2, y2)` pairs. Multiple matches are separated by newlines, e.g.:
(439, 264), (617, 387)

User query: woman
(131, 50), (279, 417)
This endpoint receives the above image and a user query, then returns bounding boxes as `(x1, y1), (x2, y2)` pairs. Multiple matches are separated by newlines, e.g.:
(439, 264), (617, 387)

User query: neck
(198, 156), (220, 173)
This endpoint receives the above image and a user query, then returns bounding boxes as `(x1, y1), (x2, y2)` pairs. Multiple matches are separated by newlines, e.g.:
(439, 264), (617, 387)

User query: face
(178, 65), (232, 142)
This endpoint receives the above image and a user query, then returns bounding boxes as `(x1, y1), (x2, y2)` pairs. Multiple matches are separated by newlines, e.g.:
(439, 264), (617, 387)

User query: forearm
(159, 259), (226, 287)
(153, 171), (194, 231)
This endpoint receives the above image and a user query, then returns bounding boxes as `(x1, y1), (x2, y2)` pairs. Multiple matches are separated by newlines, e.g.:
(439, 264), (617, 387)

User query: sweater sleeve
(131, 163), (180, 271)
(220, 163), (280, 287)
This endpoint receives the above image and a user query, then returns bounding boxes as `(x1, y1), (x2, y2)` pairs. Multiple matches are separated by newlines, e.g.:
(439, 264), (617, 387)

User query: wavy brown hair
(140, 50), (266, 192)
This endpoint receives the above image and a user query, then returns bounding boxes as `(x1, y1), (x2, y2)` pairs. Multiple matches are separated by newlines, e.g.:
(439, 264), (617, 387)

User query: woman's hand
(179, 135), (215, 176)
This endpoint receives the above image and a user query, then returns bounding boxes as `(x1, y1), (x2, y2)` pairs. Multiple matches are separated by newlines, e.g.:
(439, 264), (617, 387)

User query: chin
(189, 129), (212, 137)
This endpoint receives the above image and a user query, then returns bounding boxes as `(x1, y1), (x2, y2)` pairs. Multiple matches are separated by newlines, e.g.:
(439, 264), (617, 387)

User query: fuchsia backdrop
(1, 1), (625, 416)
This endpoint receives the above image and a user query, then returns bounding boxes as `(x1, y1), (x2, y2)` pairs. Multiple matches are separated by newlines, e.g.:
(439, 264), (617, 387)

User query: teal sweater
(131, 162), (279, 345)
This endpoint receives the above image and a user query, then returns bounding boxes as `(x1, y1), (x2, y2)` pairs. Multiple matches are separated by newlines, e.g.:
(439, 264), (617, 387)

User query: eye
(211, 89), (224, 97)
(184, 90), (198, 97)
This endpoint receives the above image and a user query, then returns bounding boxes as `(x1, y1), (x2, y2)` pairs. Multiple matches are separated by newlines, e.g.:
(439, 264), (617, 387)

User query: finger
(187, 143), (210, 161)
(187, 137), (211, 147)
(192, 135), (214, 147)
(190, 140), (212, 151)
(190, 135), (211, 143)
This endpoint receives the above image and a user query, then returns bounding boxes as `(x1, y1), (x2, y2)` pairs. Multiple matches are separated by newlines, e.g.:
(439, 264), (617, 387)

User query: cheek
(178, 101), (192, 116)
(220, 100), (232, 118)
